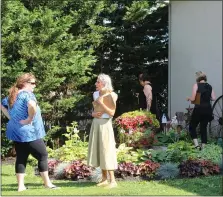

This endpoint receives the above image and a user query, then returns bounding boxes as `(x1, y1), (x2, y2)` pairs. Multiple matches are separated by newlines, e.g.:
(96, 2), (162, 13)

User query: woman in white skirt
(87, 73), (118, 189)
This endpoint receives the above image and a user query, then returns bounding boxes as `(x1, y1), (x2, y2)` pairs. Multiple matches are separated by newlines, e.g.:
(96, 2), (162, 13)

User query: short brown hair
(195, 71), (207, 82)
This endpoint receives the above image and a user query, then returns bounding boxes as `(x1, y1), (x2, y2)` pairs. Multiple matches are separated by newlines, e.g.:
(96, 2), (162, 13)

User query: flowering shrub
(114, 110), (160, 148)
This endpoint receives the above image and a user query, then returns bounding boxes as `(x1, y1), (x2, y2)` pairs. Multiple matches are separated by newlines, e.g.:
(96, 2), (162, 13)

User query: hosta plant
(196, 144), (222, 164)
(116, 143), (139, 163)
(64, 160), (92, 180)
(157, 163), (179, 179)
(114, 110), (159, 148)
(166, 141), (199, 163)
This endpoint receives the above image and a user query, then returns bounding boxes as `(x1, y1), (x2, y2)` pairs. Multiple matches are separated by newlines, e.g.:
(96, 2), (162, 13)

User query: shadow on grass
(159, 175), (222, 196)
(1, 173), (11, 176)
(1, 182), (96, 192)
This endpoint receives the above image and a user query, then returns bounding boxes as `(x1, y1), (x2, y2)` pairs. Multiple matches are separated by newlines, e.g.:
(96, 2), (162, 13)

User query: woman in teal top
(1, 73), (58, 191)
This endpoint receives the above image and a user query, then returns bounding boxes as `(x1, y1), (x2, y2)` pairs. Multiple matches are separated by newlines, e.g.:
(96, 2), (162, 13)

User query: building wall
(168, 1), (222, 117)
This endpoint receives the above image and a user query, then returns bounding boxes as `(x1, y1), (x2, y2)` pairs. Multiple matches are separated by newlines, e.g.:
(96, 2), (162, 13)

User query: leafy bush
(54, 162), (70, 180)
(196, 144), (222, 164)
(137, 149), (168, 164)
(64, 160), (92, 180)
(51, 122), (88, 162)
(116, 143), (139, 163)
(179, 159), (220, 177)
(157, 163), (179, 179)
(166, 141), (199, 163)
(139, 160), (160, 178)
(179, 159), (202, 177)
(199, 160), (220, 175)
(27, 155), (38, 167)
(114, 110), (159, 148)
(219, 156), (223, 170)
(48, 159), (60, 175)
(1, 127), (14, 158)
(156, 129), (190, 146)
(149, 149), (168, 163)
(115, 162), (140, 178)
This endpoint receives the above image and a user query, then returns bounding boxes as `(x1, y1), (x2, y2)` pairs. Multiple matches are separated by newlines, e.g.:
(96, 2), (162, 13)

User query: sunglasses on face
(28, 81), (36, 85)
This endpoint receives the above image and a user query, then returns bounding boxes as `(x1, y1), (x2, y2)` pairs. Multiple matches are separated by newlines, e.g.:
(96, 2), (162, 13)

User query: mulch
(1, 157), (16, 165)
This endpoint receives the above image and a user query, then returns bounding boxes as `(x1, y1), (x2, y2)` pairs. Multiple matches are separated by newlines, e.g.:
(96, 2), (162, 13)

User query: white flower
(120, 129), (125, 133)
(73, 128), (79, 134)
(129, 129), (133, 134)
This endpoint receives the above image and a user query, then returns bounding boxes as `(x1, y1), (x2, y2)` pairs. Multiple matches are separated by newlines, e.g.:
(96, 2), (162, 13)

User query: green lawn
(1, 164), (222, 196)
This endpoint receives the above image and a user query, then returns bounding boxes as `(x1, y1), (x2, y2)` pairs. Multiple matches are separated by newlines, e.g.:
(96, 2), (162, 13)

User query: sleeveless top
(194, 83), (212, 108)
(139, 84), (157, 115)
(93, 91), (115, 118)
(1, 91), (46, 142)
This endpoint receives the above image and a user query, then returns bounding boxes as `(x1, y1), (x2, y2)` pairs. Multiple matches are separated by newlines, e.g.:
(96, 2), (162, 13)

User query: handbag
(191, 92), (201, 105)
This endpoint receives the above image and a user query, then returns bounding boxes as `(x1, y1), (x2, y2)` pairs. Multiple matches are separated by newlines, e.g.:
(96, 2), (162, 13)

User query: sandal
(97, 180), (109, 187)
(105, 181), (118, 189)
(45, 185), (60, 189)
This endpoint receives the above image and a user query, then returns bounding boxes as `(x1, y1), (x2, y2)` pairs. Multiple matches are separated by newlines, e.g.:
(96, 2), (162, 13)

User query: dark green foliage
(1, 0), (168, 144)
(166, 141), (199, 163)
(83, 1), (169, 115)
(1, 125), (14, 158)
(1, 0), (110, 127)
(150, 149), (168, 163)
(196, 144), (222, 164)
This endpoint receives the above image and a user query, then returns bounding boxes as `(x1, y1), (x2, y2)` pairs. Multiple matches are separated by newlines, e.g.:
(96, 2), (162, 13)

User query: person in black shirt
(187, 71), (216, 149)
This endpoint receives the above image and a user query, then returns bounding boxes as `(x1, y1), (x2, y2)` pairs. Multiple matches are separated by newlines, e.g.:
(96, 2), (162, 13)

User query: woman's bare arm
(1, 105), (10, 119)
(143, 85), (152, 111)
(187, 83), (198, 101)
(211, 89), (216, 101)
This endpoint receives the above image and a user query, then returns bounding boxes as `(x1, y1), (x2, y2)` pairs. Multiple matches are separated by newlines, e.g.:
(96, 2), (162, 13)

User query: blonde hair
(8, 73), (36, 108)
(195, 71), (207, 82)
(97, 73), (113, 92)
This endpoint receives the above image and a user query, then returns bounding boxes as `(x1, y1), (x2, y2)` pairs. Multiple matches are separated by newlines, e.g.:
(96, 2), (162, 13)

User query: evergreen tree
(1, 0), (110, 126)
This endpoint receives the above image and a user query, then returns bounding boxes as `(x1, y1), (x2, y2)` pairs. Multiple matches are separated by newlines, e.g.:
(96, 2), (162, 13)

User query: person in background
(87, 73), (118, 189)
(139, 73), (159, 116)
(1, 73), (58, 191)
(187, 71), (216, 150)
(139, 73), (153, 112)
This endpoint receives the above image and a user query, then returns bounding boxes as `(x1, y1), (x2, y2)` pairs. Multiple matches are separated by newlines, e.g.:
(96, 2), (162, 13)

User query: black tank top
(195, 83), (212, 108)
